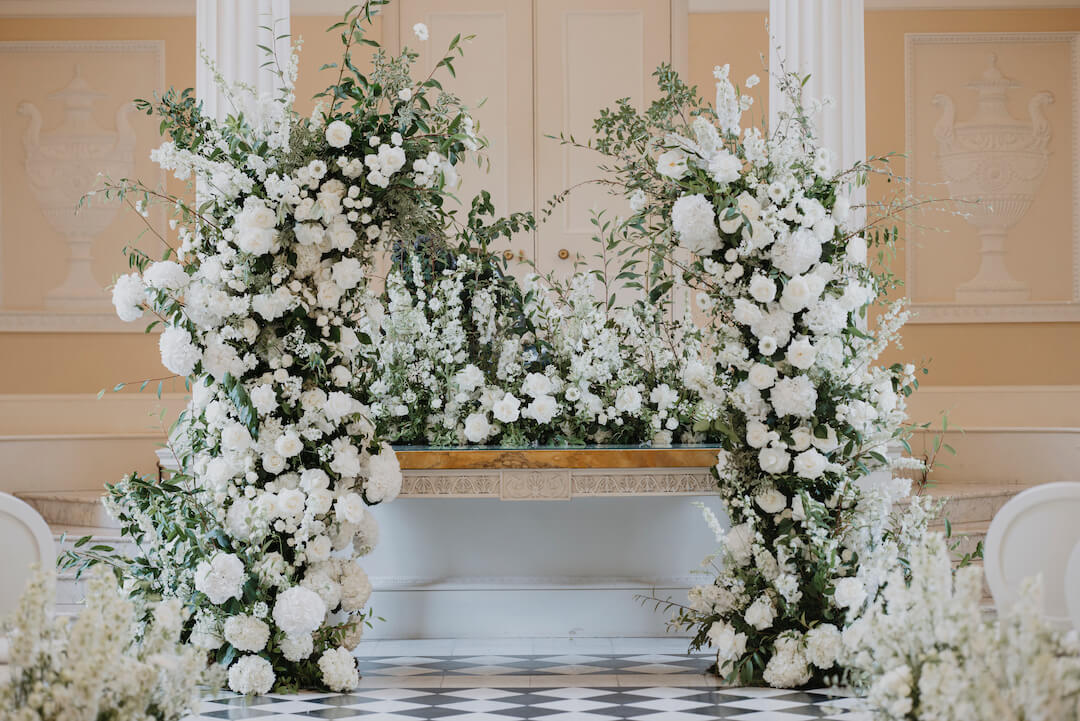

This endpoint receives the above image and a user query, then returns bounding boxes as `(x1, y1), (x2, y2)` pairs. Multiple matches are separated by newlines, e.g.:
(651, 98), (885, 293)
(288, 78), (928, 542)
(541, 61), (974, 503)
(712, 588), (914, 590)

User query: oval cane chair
(984, 482), (1080, 627)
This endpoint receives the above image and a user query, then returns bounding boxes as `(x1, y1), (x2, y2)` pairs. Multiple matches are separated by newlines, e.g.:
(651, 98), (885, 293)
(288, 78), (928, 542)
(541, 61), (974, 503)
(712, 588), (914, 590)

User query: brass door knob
(503, 250), (515, 260)
(558, 248), (570, 260)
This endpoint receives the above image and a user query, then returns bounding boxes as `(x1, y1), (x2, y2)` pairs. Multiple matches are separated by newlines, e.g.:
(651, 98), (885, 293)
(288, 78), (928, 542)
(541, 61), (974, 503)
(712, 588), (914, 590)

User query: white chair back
(984, 482), (1080, 627)
(0, 493), (55, 620)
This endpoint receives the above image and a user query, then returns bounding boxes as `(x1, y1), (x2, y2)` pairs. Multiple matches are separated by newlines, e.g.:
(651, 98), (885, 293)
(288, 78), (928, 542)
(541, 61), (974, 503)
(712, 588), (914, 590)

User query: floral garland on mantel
(68, 0), (939, 697)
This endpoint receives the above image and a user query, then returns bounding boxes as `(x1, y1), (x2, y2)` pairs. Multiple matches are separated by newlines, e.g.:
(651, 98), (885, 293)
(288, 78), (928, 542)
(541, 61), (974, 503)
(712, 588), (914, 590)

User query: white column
(196, 0), (291, 122)
(768, 0), (865, 173)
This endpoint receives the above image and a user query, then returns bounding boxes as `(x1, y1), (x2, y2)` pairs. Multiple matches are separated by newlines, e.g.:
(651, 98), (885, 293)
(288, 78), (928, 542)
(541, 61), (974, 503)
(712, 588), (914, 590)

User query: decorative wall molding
(905, 32), (1080, 323)
(688, 0), (1080, 10)
(0, 40), (165, 332)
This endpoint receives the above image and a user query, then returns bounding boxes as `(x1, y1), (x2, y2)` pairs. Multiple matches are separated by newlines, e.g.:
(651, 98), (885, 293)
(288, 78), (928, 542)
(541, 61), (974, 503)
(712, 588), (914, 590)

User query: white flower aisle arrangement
(73, 1), (490, 693)
(568, 64), (932, 684)
(0, 567), (207, 721)
(841, 532), (1080, 720)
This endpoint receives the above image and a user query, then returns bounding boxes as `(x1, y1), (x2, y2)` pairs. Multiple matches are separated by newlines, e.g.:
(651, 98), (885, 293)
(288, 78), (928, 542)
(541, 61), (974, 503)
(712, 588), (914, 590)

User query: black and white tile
(187, 641), (869, 721)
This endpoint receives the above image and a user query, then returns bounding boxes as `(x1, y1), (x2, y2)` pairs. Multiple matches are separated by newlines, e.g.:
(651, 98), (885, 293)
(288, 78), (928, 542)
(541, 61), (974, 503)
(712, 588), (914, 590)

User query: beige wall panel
(394, 0), (534, 264)
(534, 0), (670, 281)
(907, 32), (1080, 322)
(0, 41), (165, 331)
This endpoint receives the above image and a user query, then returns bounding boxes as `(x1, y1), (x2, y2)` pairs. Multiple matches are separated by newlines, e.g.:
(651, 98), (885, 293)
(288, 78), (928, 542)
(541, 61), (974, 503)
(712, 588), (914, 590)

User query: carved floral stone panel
(906, 33), (1080, 323)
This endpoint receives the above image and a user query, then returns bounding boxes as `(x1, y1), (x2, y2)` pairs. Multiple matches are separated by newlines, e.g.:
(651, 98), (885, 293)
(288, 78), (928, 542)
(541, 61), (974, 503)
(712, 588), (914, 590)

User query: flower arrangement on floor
(841, 531), (1080, 720)
(566, 64), (933, 684)
(0, 567), (207, 721)
(76, 2), (488, 693)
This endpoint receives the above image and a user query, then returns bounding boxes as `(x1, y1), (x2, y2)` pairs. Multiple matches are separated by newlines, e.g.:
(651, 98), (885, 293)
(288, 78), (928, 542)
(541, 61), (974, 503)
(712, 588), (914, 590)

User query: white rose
(833, 577), (867, 609)
(744, 595), (776, 630)
(755, 487), (787, 513)
(325, 391), (357, 421)
(275, 431), (304, 458)
(706, 621), (747, 662)
(747, 363), (778, 390)
(463, 412), (491, 443)
(523, 394), (558, 424)
(790, 426), (813, 452)
(277, 488), (307, 518)
(780, 275), (813, 313)
(758, 446), (791, 475)
(735, 191), (761, 220)
(793, 448), (828, 479)
(305, 535), (333, 562)
(748, 274), (776, 303)
(221, 422), (252, 453)
(745, 420), (770, 449)
(325, 120), (353, 148)
(521, 372), (554, 398)
(492, 392), (521, 424)
(786, 337), (817, 370)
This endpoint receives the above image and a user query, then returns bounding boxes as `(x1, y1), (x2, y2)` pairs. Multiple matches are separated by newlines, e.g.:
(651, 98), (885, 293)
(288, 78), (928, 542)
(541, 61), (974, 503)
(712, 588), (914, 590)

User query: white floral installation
(70, 2), (487, 694)
(561, 63), (939, 685)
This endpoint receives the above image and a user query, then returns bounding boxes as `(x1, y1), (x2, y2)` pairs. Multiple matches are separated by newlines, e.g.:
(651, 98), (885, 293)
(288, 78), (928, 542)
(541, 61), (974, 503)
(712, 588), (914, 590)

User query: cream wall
(0, 8), (1076, 396)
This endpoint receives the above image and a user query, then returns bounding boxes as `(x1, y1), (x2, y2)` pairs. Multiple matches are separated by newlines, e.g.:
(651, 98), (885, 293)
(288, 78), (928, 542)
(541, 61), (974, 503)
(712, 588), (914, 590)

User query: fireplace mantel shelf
(155, 446), (720, 500)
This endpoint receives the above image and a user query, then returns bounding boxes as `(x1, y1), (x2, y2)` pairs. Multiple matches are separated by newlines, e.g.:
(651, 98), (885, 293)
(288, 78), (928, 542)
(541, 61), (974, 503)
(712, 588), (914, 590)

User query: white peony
(223, 614), (270, 652)
(521, 372), (554, 398)
(672, 193), (720, 255)
(745, 420), (771, 449)
(770, 375), (818, 418)
(779, 275), (814, 313)
(319, 647), (360, 692)
(221, 422), (252, 454)
(159, 326), (201, 377)
(708, 149), (742, 184)
(228, 654), (276, 695)
(112, 273), (146, 322)
(250, 383), (278, 416)
(325, 119), (353, 148)
(277, 488), (306, 518)
(272, 586), (327, 638)
(194, 553), (246, 605)
(332, 257), (365, 290)
(656, 149), (689, 179)
(325, 391), (357, 421)
(275, 430), (304, 458)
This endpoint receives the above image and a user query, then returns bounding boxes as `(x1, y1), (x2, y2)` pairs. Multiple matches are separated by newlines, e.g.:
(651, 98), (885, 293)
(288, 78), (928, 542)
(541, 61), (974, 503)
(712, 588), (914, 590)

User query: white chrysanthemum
(671, 194), (720, 255)
(319, 647), (360, 692)
(159, 326), (201, 377)
(272, 585), (327, 638)
(228, 654), (275, 695)
(223, 614), (270, 652)
(194, 553), (245, 605)
(112, 273), (146, 322)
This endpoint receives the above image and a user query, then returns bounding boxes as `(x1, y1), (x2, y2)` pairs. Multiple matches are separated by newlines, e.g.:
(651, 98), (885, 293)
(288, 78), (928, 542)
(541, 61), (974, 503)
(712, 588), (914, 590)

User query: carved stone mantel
(156, 446), (720, 500)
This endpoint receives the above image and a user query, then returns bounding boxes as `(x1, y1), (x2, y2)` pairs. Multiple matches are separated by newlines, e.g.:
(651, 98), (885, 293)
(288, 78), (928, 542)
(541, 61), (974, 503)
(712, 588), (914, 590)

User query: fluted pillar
(196, 0), (291, 121)
(768, 0), (865, 174)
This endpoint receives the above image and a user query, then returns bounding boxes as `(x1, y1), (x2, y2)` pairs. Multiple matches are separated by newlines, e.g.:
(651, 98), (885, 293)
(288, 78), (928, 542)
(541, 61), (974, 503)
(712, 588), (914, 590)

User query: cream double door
(384, 0), (685, 278)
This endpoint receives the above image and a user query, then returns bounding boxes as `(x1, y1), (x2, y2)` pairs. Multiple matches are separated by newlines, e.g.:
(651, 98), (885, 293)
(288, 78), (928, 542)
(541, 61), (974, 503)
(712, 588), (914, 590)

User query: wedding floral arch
(71, 0), (932, 694)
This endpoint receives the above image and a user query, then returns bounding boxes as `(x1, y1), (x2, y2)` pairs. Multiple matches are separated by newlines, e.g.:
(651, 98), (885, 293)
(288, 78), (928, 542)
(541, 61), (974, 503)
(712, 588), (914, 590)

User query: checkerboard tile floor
(187, 642), (869, 721)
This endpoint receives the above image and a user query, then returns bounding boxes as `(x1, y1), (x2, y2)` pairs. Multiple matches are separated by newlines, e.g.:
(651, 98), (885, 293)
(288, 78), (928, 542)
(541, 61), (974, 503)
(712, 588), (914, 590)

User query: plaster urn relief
(906, 34), (1080, 322)
(932, 54), (1052, 304)
(18, 67), (135, 311)
(0, 41), (162, 331)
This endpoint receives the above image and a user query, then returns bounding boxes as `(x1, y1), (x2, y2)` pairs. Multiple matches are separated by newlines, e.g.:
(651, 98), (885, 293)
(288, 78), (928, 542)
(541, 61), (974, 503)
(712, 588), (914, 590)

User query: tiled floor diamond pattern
(188, 654), (867, 721)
